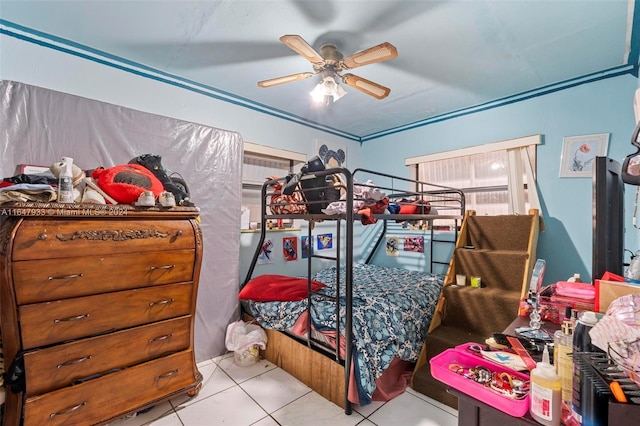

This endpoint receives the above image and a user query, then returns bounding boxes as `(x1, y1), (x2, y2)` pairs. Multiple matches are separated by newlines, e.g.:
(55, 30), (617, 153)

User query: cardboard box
(595, 279), (640, 312)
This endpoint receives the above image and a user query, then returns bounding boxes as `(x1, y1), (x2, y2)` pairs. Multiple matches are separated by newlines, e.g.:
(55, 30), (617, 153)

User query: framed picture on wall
(559, 133), (609, 178)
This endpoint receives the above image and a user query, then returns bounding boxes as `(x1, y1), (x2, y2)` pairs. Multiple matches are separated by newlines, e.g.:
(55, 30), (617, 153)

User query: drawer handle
(150, 265), (175, 271)
(57, 355), (92, 368)
(50, 401), (87, 418)
(149, 298), (174, 307)
(54, 314), (90, 323)
(170, 230), (183, 243)
(155, 369), (179, 381)
(48, 273), (84, 280)
(149, 333), (173, 343)
(38, 233), (47, 240)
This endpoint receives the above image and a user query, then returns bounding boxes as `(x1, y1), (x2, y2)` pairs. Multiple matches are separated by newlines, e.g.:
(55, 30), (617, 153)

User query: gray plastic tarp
(0, 80), (242, 362)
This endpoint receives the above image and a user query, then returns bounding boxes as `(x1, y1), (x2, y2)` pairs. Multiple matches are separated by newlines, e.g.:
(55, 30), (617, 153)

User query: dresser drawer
(19, 282), (193, 349)
(11, 218), (196, 261)
(24, 315), (192, 396)
(13, 249), (196, 304)
(23, 350), (200, 426)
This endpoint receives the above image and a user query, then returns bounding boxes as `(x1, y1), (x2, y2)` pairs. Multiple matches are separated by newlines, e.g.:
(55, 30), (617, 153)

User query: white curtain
(507, 146), (545, 230)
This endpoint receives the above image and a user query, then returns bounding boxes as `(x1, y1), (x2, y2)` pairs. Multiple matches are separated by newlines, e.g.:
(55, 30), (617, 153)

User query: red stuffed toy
(92, 164), (164, 204)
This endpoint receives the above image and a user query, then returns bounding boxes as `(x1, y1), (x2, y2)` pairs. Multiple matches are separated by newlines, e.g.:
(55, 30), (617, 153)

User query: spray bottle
(57, 157), (75, 203)
(530, 344), (561, 426)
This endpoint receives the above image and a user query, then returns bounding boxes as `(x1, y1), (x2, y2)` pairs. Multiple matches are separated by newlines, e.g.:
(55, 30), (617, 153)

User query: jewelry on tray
(448, 363), (464, 374)
(448, 363), (530, 400)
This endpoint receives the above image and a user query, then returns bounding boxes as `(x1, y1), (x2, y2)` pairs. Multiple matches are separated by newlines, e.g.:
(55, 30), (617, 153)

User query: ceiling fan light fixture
(310, 75), (347, 104)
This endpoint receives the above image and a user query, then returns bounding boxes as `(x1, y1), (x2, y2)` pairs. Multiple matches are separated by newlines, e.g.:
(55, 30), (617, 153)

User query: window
(406, 135), (541, 218)
(242, 142), (306, 224)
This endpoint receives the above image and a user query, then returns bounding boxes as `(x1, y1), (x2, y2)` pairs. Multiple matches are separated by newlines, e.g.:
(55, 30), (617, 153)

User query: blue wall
(3, 26), (638, 286)
(361, 74), (640, 285)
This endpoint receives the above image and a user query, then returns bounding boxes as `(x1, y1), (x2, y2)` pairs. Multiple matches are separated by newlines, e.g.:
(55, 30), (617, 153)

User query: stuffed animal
(92, 164), (164, 204)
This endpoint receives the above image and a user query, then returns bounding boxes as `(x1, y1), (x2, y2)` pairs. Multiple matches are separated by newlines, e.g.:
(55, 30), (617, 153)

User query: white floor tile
(175, 385), (269, 426)
(196, 358), (215, 368)
(251, 415), (281, 426)
(137, 411), (183, 426)
(368, 391), (458, 426)
(239, 367), (312, 413)
(171, 361), (236, 408)
(212, 352), (232, 364)
(271, 392), (364, 426)
(219, 357), (278, 384)
(106, 364), (460, 426)
(352, 399), (386, 418)
(406, 387), (459, 417)
(106, 402), (180, 426)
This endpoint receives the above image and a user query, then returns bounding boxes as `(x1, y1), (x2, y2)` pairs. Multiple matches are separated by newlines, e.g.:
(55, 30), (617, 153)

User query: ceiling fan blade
(279, 35), (325, 64)
(258, 72), (315, 88)
(340, 42), (398, 70)
(341, 74), (391, 100)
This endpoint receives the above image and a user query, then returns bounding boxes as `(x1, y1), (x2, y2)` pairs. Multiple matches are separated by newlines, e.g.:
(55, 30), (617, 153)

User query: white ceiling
(1, 1), (638, 141)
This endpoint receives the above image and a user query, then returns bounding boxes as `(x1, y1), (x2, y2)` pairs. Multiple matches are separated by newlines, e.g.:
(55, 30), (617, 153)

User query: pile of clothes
(321, 178), (389, 225)
(0, 154), (193, 207)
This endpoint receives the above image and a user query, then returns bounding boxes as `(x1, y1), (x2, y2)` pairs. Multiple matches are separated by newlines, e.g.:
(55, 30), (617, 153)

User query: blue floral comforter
(247, 264), (444, 405)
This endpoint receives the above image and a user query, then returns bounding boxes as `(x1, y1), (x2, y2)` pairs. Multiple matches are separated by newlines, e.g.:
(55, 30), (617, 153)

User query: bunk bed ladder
(429, 218), (460, 273)
(306, 218), (340, 362)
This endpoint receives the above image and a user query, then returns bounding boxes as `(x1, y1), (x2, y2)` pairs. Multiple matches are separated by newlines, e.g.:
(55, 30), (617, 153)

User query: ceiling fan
(258, 34), (397, 101)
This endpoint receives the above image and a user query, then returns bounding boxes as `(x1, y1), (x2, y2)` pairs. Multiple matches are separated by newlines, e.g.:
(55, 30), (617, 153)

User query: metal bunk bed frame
(242, 167), (465, 414)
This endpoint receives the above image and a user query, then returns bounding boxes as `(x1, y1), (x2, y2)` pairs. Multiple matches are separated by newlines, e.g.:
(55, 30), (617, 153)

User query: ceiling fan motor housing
(319, 44), (343, 63)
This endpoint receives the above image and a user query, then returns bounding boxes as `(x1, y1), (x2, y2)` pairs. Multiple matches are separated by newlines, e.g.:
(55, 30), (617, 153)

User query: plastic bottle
(573, 311), (599, 354)
(530, 345), (561, 426)
(57, 157), (75, 203)
(553, 318), (574, 405)
(571, 311), (602, 424)
(625, 252), (640, 283)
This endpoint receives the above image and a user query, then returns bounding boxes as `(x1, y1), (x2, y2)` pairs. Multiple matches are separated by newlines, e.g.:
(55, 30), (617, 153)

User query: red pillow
(399, 204), (418, 214)
(239, 274), (326, 302)
(399, 200), (431, 215)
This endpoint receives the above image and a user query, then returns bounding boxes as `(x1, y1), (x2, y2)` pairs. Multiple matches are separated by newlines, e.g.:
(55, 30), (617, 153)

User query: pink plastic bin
(429, 343), (530, 417)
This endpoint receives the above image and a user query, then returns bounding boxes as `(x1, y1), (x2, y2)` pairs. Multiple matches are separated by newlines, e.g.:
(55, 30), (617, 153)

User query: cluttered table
(449, 316), (640, 426)
(450, 317), (556, 426)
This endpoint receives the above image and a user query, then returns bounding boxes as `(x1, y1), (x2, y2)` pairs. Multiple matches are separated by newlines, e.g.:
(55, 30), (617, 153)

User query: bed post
(343, 168), (354, 415)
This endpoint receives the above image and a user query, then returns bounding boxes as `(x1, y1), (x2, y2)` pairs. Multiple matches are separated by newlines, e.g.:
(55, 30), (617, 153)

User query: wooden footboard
(259, 326), (347, 409)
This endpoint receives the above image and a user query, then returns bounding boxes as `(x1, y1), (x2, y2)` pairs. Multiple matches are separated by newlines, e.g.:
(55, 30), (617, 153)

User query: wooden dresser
(0, 203), (203, 425)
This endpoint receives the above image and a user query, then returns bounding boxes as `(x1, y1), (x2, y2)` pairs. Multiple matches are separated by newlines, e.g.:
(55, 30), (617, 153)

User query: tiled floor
(111, 353), (459, 426)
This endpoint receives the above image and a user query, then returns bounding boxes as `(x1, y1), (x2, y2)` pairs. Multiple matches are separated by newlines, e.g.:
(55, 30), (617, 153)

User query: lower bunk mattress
(244, 264), (444, 405)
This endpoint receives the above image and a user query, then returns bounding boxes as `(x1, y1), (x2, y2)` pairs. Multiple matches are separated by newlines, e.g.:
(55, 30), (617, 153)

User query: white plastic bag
(225, 320), (268, 366)
(225, 320), (267, 353)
